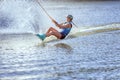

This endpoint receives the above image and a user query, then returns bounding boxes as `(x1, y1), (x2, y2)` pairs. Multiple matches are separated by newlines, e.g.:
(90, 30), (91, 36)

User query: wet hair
(67, 15), (73, 20)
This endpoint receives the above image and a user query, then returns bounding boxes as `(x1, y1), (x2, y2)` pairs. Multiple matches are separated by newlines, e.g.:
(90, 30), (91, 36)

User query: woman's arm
(57, 24), (71, 28)
(52, 19), (72, 28)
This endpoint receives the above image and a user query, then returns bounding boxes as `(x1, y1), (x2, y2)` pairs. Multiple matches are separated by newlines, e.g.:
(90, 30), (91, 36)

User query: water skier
(36, 15), (73, 41)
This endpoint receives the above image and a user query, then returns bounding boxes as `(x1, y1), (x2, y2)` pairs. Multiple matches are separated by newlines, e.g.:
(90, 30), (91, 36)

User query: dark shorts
(60, 33), (66, 39)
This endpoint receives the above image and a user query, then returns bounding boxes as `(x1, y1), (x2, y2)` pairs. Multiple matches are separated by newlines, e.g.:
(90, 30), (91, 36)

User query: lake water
(0, 1), (120, 80)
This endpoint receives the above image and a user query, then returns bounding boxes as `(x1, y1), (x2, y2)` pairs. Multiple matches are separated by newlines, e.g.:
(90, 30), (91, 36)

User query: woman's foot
(36, 34), (46, 41)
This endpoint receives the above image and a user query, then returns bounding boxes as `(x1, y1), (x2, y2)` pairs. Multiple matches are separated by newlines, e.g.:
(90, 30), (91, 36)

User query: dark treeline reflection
(42, 0), (116, 1)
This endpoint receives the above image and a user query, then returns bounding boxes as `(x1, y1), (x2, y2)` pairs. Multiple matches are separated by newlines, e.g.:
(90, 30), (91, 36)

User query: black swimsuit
(60, 33), (66, 39)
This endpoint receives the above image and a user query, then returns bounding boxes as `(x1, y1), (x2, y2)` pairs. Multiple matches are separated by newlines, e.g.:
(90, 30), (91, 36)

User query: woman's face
(67, 17), (72, 22)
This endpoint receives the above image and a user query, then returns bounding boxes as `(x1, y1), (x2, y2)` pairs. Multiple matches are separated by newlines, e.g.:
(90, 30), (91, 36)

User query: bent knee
(50, 27), (54, 29)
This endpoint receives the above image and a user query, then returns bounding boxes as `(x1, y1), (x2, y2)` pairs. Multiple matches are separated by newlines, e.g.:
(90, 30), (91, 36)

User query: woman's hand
(51, 19), (60, 28)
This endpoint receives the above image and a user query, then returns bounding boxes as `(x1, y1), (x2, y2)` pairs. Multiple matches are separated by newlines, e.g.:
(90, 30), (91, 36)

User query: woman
(36, 15), (73, 41)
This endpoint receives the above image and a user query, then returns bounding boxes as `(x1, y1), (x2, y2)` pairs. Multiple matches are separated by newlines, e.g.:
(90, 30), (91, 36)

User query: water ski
(36, 25), (120, 43)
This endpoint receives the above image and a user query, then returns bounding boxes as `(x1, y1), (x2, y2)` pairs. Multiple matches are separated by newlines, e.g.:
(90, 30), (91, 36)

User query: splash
(0, 0), (120, 34)
(0, 0), (48, 34)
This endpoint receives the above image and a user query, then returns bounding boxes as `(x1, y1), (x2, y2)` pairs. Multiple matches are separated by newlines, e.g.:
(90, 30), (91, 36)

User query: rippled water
(0, 1), (120, 80)
(0, 29), (120, 80)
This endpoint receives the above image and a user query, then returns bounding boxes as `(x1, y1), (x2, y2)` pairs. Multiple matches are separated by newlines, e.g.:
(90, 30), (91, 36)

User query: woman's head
(67, 15), (73, 22)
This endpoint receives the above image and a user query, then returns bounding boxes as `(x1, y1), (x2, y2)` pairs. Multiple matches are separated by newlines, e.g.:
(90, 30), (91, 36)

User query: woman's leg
(46, 27), (62, 39)
(46, 27), (57, 34)
(46, 27), (53, 34)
